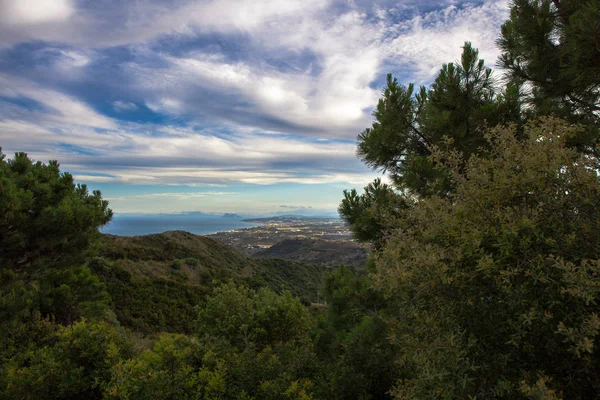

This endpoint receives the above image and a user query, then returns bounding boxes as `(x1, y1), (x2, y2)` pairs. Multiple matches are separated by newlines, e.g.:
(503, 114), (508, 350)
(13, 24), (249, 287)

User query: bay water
(100, 213), (261, 236)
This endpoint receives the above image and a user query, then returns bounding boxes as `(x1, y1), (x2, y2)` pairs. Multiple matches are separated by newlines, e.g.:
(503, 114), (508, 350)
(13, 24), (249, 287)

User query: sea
(100, 213), (262, 236)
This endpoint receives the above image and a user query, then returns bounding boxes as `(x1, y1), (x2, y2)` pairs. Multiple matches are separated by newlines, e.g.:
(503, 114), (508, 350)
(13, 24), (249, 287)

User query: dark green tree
(340, 43), (521, 244)
(104, 334), (226, 400)
(0, 150), (112, 271)
(355, 42), (520, 198)
(196, 283), (311, 351)
(2, 320), (132, 400)
(314, 266), (399, 399)
(498, 0), (600, 147)
(0, 149), (113, 360)
(377, 118), (600, 398)
(195, 283), (318, 399)
(338, 178), (407, 247)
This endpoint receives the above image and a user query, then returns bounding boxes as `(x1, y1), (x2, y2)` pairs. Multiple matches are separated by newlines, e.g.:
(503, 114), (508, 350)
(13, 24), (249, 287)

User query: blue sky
(0, 0), (508, 214)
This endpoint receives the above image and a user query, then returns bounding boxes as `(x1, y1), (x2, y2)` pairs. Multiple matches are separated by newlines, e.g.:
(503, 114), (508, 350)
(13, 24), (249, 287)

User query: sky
(0, 0), (509, 215)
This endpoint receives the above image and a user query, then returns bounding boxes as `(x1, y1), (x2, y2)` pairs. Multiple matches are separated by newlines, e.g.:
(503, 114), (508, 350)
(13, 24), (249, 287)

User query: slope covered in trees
(93, 231), (334, 333)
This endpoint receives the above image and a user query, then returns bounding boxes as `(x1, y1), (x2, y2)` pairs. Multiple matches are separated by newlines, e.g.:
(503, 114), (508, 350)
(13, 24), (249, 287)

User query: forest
(1, 1), (600, 398)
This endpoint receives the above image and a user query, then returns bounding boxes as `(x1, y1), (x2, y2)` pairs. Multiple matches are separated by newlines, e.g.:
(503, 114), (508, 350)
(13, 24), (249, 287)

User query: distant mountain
(254, 238), (369, 268)
(222, 213), (243, 219)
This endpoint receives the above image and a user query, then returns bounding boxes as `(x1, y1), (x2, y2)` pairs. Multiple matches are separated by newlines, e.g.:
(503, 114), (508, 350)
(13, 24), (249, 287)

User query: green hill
(254, 238), (369, 267)
(91, 231), (332, 334)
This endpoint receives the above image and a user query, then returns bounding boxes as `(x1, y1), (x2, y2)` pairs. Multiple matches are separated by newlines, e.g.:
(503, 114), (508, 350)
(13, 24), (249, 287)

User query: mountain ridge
(93, 231), (337, 333)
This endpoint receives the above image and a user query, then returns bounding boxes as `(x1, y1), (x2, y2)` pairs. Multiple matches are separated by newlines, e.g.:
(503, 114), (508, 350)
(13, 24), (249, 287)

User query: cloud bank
(0, 0), (509, 206)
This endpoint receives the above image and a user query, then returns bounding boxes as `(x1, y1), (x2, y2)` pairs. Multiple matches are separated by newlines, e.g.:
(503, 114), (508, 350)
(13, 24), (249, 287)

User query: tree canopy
(377, 118), (600, 398)
(338, 0), (600, 398)
(498, 0), (600, 144)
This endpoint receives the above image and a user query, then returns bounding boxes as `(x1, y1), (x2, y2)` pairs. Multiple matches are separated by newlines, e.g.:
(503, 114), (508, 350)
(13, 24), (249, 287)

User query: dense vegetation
(94, 232), (333, 333)
(2, 1), (600, 398)
(337, 0), (600, 398)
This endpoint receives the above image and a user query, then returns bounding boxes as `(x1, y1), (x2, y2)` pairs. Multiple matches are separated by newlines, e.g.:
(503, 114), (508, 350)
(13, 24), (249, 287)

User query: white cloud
(384, 1), (509, 83)
(0, 0), (332, 47)
(0, 75), (116, 130)
(58, 50), (91, 68)
(0, 0), (510, 137)
(0, 0), (510, 207)
(0, 115), (374, 188)
(113, 100), (139, 112)
(119, 1), (507, 139)
(0, 0), (74, 26)
(74, 165), (380, 187)
(104, 191), (241, 201)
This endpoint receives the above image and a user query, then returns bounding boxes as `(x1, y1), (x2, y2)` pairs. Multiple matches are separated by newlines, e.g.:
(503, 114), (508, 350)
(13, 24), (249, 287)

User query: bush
(377, 118), (600, 398)
(3, 320), (132, 400)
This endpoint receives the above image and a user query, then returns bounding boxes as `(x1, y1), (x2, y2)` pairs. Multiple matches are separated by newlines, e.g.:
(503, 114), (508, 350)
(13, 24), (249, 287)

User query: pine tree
(0, 149), (113, 358)
(340, 43), (520, 244)
(498, 0), (600, 148)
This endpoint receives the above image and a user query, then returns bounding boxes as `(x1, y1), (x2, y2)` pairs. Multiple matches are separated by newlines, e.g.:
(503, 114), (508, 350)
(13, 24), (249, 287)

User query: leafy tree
(340, 43), (521, 244)
(355, 42), (520, 198)
(196, 283), (312, 351)
(319, 266), (383, 332)
(219, 341), (318, 400)
(338, 178), (407, 247)
(105, 334), (226, 400)
(0, 150), (112, 271)
(0, 150), (114, 373)
(196, 284), (318, 399)
(0, 149), (113, 318)
(3, 320), (132, 400)
(375, 118), (600, 398)
(498, 0), (600, 145)
(314, 266), (399, 399)
(39, 264), (112, 326)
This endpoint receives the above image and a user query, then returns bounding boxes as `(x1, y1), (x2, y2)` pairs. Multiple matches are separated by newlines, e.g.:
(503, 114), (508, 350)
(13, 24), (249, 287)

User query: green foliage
(338, 5), (600, 396)
(201, 338), (318, 400)
(0, 150), (113, 368)
(314, 266), (399, 399)
(355, 43), (520, 198)
(498, 0), (600, 143)
(249, 257), (330, 302)
(339, 178), (408, 246)
(39, 264), (112, 325)
(197, 283), (319, 399)
(98, 231), (330, 304)
(376, 118), (600, 398)
(92, 257), (207, 334)
(340, 43), (521, 246)
(3, 320), (132, 400)
(0, 150), (112, 271)
(197, 283), (312, 350)
(105, 334), (226, 400)
(92, 233), (331, 334)
(320, 266), (380, 330)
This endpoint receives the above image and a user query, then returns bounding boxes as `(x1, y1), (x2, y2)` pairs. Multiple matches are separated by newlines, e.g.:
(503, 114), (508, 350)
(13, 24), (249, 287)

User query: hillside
(93, 231), (332, 333)
(253, 238), (369, 267)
